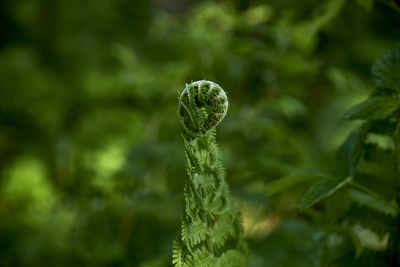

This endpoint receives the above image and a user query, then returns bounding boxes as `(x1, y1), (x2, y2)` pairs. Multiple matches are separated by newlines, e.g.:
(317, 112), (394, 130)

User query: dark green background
(0, 0), (399, 266)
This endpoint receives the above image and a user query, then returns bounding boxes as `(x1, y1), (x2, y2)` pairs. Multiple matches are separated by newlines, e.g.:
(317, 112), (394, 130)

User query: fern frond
(173, 80), (247, 266)
(210, 218), (236, 249)
(172, 240), (188, 267)
(182, 218), (208, 247)
(186, 246), (215, 267)
(215, 249), (248, 267)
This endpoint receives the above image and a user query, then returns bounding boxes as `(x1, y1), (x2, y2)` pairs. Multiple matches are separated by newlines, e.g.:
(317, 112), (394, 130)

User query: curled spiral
(178, 80), (229, 139)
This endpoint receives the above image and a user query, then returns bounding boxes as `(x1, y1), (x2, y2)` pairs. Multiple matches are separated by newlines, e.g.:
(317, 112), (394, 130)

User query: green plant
(172, 80), (248, 267)
(295, 47), (400, 266)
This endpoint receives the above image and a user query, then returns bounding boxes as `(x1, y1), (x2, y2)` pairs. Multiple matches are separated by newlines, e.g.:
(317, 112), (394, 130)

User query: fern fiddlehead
(173, 80), (248, 267)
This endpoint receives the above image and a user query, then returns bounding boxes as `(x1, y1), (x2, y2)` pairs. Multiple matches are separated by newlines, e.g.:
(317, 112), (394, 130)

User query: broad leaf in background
(356, 0), (374, 10)
(337, 127), (367, 176)
(348, 189), (398, 217)
(265, 173), (330, 196)
(373, 47), (400, 92)
(343, 96), (398, 121)
(365, 133), (395, 151)
(300, 176), (352, 211)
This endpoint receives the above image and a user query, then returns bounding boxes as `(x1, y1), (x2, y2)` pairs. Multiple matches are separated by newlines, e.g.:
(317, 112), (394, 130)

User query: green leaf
(331, 226), (364, 259)
(344, 205), (395, 239)
(345, 228), (364, 259)
(337, 127), (367, 176)
(300, 176), (352, 211)
(373, 47), (400, 92)
(348, 189), (398, 217)
(210, 218), (235, 249)
(215, 250), (248, 267)
(343, 96), (398, 121)
(365, 133), (395, 151)
(265, 173), (331, 196)
(187, 246), (214, 267)
(356, 0), (373, 10)
(172, 241), (188, 267)
(182, 219), (208, 247)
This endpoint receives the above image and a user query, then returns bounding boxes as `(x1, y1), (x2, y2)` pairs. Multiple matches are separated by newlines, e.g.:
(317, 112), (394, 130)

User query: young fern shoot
(173, 80), (248, 267)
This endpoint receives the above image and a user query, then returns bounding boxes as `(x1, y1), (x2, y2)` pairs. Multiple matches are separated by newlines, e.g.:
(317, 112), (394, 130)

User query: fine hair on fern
(173, 80), (248, 267)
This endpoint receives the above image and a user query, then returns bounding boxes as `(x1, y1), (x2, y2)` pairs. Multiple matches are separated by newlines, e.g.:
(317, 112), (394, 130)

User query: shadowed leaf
(300, 177), (352, 211)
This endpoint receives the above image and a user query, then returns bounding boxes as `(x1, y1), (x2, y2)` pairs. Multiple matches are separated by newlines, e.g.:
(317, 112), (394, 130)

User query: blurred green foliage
(0, 0), (399, 266)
